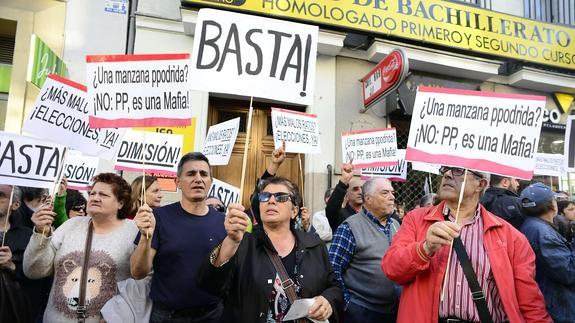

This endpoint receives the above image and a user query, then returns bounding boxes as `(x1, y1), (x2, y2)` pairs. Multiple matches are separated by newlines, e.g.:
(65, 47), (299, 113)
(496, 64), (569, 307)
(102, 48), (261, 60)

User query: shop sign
(27, 35), (67, 88)
(362, 48), (408, 107)
(183, 0), (575, 71)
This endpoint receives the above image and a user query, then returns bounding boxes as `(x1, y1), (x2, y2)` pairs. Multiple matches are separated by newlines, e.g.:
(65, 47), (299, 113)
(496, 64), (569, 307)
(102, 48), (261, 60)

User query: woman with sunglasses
(199, 176), (342, 322)
(129, 175), (163, 219)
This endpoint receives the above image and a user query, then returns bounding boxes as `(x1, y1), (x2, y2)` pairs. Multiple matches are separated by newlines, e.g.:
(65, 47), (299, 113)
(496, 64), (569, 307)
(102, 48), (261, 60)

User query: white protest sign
(202, 118), (240, 166)
(410, 161), (441, 175)
(271, 108), (320, 154)
(361, 149), (407, 182)
(65, 151), (99, 191)
(406, 87), (546, 180)
(86, 53), (192, 128)
(23, 74), (124, 160)
(566, 116), (575, 173)
(114, 129), (183, 175)
(191, 9), (318, 106)
(208, 178), (240, 207)
(0, 132), (66, 189)
(534, 153), (566, 177)
(341, 128), (398, 168)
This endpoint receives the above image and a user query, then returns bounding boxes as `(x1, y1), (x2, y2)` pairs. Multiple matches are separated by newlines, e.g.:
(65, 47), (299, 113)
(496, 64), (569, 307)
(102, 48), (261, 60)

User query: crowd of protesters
(0, 145), (574, 323)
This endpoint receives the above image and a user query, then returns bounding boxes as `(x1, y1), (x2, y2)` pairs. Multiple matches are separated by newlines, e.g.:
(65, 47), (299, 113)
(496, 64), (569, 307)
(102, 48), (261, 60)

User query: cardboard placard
(406, 86), (546, 180)
(23, 74), (124, 160)
(202, 118), (240, 166)
(341, 128), (398, 168)
(191, 9), (318, 105)
(86, 53), (193, 128)
(271, 108), (320, 154)
(114, 129), (183, 175)
(0, 132), (66, 189)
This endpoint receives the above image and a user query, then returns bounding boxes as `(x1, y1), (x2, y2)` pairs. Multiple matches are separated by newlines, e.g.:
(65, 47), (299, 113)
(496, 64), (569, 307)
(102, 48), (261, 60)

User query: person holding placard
(325, 163), (364, 232)
(329, 177), (400, 323)
(382, 167), (550, 323)
(198, 176), (342, 322)
(519, 183), (575, 323)
(130, 152), (226, 323)
(23, 173), (138, 323)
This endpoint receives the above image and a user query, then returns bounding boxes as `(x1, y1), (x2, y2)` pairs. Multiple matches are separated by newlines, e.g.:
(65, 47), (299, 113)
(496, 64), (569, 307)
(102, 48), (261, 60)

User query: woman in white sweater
(24, 173), (139, 323)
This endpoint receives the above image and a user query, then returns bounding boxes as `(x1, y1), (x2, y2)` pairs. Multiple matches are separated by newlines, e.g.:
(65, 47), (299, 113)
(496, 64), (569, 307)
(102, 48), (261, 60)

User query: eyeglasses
(71, 205), (86, 212)
(350, 186), (362, 192)
(439, 166), (484, 179)
(258, 192), (292, 203)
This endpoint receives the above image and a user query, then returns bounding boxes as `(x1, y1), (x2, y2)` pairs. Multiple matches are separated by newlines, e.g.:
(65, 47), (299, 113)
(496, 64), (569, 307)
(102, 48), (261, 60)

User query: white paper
(283, 298), (328, 323)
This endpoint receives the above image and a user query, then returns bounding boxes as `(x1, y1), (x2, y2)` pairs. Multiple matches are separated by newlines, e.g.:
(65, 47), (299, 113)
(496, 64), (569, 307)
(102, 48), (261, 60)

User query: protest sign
(0, 132), (66, 189)
(406, 87), (546, 180)
(566, 115), (575, 172)
(191, 9), (318, 106)
(410, 161), (441, 175)
(271, 108), (320, 154)
(202, 118), (240, 166)
(86, 53), (192, 128)
(208, 178), (240, 207)
(23, 74), (125, 160)
(361, 149), (407, 181)
(114, 129), (183, 175)
(135, 118), (196, 155)
(534, 153), (565, 177)
(341, 128), (398, 168)
(65, 151), (99, 190)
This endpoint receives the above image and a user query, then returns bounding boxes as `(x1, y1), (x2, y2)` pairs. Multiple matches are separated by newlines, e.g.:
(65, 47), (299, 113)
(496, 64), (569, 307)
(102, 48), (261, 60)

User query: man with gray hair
(329, 177), (400, 322)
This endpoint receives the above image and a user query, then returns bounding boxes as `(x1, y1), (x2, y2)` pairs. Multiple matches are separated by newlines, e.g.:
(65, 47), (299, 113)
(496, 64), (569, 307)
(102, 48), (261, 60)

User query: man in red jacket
(382, 167), (550, 323)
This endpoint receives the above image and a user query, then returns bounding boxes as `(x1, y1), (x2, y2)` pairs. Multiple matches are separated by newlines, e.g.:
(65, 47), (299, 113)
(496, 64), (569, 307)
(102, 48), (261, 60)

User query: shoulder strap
(264, 247), (306, 323)
(77, 220), (94, 322)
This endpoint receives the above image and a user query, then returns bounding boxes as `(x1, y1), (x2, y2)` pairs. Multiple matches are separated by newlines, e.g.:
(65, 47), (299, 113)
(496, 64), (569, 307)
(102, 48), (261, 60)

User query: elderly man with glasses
(329, 177), (401, 322)
(382, 166), (550, 323)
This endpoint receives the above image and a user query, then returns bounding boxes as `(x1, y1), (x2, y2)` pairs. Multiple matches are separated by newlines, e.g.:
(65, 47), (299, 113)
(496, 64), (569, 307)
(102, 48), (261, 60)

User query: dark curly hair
(90, 173), (132, 219)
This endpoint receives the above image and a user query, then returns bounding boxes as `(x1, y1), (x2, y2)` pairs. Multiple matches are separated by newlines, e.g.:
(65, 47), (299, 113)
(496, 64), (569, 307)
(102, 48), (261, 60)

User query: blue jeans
(345, 301), (397, 323)
(150, 302), (223, 323)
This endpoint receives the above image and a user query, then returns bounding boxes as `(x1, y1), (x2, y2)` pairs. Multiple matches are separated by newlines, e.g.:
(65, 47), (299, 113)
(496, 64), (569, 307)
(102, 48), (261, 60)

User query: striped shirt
(439, 205), (508, 322)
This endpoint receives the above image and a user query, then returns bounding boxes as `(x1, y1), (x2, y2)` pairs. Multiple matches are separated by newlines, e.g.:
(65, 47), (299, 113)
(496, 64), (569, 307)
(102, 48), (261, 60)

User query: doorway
(208, 98), (304, 207)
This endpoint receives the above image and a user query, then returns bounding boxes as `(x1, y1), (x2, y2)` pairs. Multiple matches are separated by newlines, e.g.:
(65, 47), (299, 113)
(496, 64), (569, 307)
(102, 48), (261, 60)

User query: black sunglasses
(71, 205), (86, 212)
(258, 192), (292, 203)
(439, 166), (484, 179)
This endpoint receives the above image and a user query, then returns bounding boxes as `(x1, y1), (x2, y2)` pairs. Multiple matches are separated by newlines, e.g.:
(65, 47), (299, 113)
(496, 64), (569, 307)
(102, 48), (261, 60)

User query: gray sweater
(24, 216), (138, 323)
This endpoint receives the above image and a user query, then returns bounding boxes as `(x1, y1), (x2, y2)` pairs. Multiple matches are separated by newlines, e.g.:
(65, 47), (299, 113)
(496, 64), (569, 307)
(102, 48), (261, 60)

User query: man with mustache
(382, 166), (550, 323)
(130, 152), (227, 322)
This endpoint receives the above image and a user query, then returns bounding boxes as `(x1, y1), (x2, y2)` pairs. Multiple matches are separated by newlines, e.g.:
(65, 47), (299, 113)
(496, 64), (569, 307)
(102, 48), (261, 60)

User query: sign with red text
(0, 132), (66, 189)
(362, 48), (409, 107)
(208, 178), (240, 207)
(271, 108), (320, 154)
(23, 74), (125, 160)
(114, 129), (183, 175)
(86, 53), (192, 128)
(190, 9), (318, 105)
(406, 87), (546, 180)
(361, 149), (407, 181)
(202, 118), (240, 166)
(65, 151), (99, 191)
(341, 128), (398, 168)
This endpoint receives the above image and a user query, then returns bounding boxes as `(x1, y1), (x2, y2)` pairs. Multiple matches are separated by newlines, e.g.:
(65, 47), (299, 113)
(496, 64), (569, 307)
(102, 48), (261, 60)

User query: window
(525, 0), (575, 26)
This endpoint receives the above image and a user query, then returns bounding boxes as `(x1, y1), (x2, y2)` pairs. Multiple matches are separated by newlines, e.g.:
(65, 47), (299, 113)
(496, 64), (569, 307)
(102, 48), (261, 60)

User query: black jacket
(480, 187), (525, 229)
(198, 226), (342, 322)
(325, 181), (357, 232)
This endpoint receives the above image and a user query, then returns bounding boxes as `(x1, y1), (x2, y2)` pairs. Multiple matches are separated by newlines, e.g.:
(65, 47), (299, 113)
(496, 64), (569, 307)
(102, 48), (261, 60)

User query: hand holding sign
(225, 203), (250, 243)
(300, 207), (311, 232)
(31, 204), (56, 237)
(134, 204), (155, 239)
